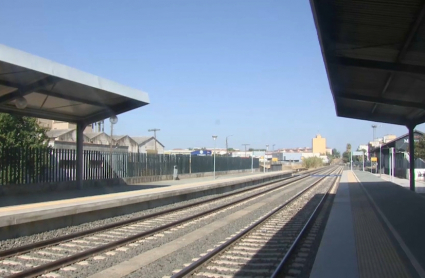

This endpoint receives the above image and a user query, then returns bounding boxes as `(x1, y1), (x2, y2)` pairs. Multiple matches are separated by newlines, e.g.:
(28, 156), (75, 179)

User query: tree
(332, 148), (341, 158)
(0, 113), (48, 149)
(415, 136), (425, 159)
(0, 113), (49, 184)
(342, 143), (352, 163)
(346, 144), (352, 152)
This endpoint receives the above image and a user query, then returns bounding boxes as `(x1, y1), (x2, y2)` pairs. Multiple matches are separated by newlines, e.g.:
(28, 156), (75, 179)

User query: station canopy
(0, 44), (149, 124)
(310, 0), (425, 126)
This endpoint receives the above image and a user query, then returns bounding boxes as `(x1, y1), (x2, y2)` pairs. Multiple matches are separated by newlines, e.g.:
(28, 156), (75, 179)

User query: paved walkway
(375, 173), (425, 193)
(0, 171), (277, 208)
(311, 170), (425, 278)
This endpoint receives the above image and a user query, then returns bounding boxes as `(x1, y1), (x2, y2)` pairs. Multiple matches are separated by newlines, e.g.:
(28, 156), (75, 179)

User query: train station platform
(310, 170), (425, 278)
(0, 170), (292, 240)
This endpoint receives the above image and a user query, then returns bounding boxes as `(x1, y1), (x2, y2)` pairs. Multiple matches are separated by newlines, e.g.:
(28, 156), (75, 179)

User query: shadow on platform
(0, 183), (171, 208)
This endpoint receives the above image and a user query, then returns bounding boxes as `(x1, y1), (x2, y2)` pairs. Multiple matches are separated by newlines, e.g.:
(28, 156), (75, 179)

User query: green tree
(0, 114), (48, 148)
(0, 113), (49, 184)
(332, 148), (341, 158)
(342, 143), (352, 163)
(414, 136), (425, 159)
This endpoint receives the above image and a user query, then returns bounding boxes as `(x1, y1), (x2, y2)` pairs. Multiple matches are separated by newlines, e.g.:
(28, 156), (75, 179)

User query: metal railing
(0, 147), (260, 186)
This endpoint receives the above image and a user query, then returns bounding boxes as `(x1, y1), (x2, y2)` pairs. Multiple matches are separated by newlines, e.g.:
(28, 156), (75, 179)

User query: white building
(358, 144), (369, 160)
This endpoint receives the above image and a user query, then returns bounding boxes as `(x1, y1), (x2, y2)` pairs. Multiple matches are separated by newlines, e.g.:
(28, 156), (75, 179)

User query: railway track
(0, 167), (337, 278)
(170, 166), (342, 278)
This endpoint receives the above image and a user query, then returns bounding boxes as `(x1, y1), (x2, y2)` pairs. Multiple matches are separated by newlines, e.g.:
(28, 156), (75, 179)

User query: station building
(370, 131), (425, 179)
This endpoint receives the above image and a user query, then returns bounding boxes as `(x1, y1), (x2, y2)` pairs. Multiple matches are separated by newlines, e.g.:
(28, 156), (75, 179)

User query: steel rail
(270, 167), (343, 278)
(5, 167), (336, 278)
(0, 170), (319, 260)
(170, 166), (342, 278)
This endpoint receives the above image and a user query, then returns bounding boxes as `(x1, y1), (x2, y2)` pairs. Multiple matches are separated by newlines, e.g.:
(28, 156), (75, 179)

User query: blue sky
(1, 1), (421, 152)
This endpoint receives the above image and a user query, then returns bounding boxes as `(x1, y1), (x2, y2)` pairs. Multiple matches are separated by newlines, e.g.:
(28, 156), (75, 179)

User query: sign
(191, 150), (212, 156)
(371, 157), (377, 162)
(352, 151), (364, 156)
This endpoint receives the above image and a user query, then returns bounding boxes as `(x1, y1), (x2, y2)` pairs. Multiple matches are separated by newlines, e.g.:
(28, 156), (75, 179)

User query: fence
(0, 147), (260, 186)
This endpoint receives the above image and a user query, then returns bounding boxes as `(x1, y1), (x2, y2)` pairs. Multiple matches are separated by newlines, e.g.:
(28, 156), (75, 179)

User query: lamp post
(372, 125), (377, 141)
(212, 135), (218, 179)
(226, 135), (233, 156)
(109, 116), (118, 177)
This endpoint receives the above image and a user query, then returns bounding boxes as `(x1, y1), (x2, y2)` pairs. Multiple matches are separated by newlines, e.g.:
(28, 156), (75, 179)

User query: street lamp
(226, 135), (233, 156)
(15, 96), (28, 109)
(212, 135), (218, 179)
(109, 116), (118, 177)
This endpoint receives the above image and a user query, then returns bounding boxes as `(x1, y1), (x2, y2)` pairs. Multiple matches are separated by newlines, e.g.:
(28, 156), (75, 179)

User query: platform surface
(311, 170), (425, 278)
(0, 171), (290, 228)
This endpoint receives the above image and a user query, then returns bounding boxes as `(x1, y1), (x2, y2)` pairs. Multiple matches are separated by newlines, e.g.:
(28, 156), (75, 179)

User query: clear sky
(1, 1), (422, 153)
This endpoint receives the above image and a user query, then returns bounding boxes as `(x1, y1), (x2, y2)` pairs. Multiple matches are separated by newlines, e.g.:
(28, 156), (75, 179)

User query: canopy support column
(408, 124), (416, 192)
(76, 122), (84, 189)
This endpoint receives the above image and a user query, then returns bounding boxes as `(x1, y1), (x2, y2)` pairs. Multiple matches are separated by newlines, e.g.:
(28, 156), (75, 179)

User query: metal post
(264, 144), (269, 173)
(392, 147), (395, 182)
(110, 122), (113, 176)
(362, 152), (365, 171)
(350, 151), (352, 171)
(251, 151), (254, 173)
(226, 135), (233, 156)
(408, 125), (416, 191)
(76, 122), (84, 189)
(212, 135), (217, 179)
(379, 144), (382, 177)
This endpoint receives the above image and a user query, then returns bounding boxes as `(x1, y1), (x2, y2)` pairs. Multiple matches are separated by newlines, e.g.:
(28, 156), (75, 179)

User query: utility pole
(148, 128), (160, 153)
(242, 144), (250, 157)
(226, 135), (233, 156)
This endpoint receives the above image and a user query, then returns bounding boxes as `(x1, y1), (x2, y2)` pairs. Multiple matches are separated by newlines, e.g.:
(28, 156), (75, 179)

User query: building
(312, 134), (327, 154)
(164, 149), (192, 155)
(37, 118), (93, 132)
(132, 136), (165, 154)
(112, 135), (139, 153)
(84, 132), (112, 146)
(45, 127), (164, 154)
(358, 144), (369, 160)
(273, 152), (302, 162)
(370, 130), (425, 179)
(46, 129), (87, 145)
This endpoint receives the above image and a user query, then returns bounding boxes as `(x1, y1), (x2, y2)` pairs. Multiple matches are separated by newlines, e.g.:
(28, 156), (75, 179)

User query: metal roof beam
(0, 76), (59, 104)
(80, 99), (146, 125)
(337, 108), (410, 126)
(371, 3), (425, 114)
(330, 57), (425, 76)
(0, 104), (83, 123)
(37, 89), (106, 107)
(336, 93), (425, 110)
